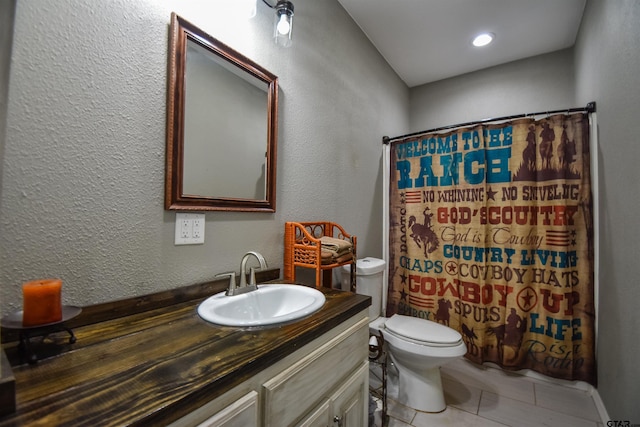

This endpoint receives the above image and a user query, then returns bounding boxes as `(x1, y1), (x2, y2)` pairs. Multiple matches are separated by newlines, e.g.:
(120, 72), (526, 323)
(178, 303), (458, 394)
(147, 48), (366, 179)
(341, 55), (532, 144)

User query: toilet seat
(385, 314), (463, 347)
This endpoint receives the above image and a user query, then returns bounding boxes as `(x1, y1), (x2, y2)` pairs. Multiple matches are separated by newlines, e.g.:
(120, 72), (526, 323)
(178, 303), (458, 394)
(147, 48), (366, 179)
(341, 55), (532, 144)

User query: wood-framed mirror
(166, 13), (278, 212)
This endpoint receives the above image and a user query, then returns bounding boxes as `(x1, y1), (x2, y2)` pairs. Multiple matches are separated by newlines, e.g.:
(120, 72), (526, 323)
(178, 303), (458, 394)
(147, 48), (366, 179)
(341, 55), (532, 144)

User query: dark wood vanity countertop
(0, 284), (370, 426)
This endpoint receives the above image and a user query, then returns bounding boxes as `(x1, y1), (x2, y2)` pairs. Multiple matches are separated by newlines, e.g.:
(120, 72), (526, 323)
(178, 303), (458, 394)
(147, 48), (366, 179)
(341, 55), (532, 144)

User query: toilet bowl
(349, 258), (467, 413)
(378, 314), (467, 412)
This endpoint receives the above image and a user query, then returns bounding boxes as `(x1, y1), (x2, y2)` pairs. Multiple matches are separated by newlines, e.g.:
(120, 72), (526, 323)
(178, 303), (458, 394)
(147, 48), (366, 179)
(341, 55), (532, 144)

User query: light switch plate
(175, 213), (205, 245)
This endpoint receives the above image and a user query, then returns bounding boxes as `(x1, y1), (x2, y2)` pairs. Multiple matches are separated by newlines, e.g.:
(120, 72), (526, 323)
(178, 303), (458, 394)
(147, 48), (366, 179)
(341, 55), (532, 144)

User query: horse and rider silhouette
(433, 302), (526, 362)
(518, 121), (577, 180)
(408, 207), (439, 257)
(486, 308), (527, 363)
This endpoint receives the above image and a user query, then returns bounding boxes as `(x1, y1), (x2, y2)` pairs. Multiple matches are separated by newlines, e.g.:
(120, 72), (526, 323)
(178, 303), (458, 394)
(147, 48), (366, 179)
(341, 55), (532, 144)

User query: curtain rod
(382, 101), (596, 145)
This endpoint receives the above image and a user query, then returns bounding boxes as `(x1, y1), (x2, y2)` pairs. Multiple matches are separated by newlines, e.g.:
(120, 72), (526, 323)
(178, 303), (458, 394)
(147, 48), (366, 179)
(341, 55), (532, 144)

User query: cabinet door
(329, 362), (369, 427)
(196, 391), (258, 427)
(298, 400), (330, 427)
(262, 318), (369, 427)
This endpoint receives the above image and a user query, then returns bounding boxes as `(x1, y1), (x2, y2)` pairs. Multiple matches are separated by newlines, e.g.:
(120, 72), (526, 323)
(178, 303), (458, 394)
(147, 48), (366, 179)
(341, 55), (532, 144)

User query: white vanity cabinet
(296, 362), (368, 427)
(195, 391), (258, 427)
(262, 316), (369, 426)
(169, 311), (369, 427)
(327, 362), (369, 427)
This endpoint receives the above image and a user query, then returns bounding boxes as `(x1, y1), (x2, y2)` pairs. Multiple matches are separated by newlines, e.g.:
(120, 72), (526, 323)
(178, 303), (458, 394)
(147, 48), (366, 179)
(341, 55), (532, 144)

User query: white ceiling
(337, 0), (587, 88)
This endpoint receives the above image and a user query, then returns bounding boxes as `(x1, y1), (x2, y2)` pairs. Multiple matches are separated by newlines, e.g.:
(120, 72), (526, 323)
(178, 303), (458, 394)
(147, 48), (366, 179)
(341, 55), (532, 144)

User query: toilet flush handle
(333, 415), (342, 426)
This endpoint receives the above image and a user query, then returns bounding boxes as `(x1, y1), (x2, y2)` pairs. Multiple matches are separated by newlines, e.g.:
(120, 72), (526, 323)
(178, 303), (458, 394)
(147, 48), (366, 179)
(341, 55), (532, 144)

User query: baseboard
(479, 361), (610, 424)
(590, 387), (610, 424)
(480, 361), (591, 391)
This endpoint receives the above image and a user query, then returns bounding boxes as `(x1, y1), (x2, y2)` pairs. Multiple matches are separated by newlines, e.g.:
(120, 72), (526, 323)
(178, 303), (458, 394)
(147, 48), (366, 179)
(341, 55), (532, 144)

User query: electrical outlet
(180, 219), (190, 238)
(175, 213), (205, 245)
(192, 217), (203, 239)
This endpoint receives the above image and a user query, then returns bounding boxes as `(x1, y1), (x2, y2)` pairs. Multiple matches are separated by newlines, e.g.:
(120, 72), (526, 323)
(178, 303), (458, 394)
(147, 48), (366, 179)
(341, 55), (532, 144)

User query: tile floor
(369, 358), (603, 427)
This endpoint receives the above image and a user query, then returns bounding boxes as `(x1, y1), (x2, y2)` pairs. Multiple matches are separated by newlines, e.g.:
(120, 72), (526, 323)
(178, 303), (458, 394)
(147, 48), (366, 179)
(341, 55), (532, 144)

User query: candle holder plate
(1, 306), (82, 364)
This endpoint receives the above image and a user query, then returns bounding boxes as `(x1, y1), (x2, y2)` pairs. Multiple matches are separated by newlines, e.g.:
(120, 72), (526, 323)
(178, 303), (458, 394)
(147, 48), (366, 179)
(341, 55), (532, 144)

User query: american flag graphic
(409, 294), (435, 309)
(405, 191), (422, 204)
(546, 230), (571, 247)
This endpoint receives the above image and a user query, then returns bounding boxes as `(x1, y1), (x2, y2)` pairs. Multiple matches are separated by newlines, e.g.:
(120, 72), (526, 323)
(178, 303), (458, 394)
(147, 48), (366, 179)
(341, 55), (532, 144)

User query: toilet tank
(341, 257), (386, 319)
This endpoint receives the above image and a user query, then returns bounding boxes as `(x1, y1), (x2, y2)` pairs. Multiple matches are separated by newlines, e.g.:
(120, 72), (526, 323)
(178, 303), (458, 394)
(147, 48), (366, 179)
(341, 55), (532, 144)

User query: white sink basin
(197, 284), (326, 327)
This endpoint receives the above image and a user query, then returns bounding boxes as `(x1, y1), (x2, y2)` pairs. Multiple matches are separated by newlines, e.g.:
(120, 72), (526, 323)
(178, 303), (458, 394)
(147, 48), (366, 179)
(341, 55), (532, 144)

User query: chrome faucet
(239, 251), (267, 288)
(217, 251), (267, 296)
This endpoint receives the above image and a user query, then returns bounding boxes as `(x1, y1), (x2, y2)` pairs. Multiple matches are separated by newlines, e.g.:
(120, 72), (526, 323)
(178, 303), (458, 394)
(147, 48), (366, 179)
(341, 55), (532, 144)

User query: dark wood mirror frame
(165, 13), (278, 212)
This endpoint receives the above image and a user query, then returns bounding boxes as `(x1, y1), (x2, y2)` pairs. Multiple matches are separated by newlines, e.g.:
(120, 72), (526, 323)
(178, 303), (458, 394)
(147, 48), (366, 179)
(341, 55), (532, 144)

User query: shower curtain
(386, 112), (596, 385)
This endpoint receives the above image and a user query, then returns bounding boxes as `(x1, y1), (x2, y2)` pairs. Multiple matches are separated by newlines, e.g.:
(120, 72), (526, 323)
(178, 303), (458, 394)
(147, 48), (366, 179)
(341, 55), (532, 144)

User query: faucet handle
(248, 267), (263, 286)
(215, 271), (236, 292)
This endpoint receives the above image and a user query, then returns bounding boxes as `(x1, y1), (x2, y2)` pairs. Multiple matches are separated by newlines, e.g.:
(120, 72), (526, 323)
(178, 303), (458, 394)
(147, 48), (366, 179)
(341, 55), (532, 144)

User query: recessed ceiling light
(472, 32), (495, 47)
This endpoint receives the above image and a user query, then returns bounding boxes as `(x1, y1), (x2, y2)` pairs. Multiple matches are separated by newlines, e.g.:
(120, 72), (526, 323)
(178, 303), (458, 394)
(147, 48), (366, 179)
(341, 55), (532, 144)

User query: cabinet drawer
(262, 317), (369, 427)
(196, 391), (257, 427)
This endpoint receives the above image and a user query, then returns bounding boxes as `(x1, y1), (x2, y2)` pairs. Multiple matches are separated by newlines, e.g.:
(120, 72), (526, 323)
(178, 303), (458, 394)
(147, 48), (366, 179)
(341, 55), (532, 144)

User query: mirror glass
(166, 13), (278, 211)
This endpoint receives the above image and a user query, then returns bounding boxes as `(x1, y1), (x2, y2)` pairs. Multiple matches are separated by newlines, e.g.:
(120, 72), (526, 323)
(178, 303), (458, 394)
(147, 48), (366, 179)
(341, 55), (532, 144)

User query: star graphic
(520, 289), (535, 308)
(517, 286), (538, 312)
(446, 261), (458, 275)
(571, 239), (577, 246)
(399, 288), (408, 301)
(400, 272), (407, 284)
(486, 187), (497, 200)
(571, 230), (577, 237)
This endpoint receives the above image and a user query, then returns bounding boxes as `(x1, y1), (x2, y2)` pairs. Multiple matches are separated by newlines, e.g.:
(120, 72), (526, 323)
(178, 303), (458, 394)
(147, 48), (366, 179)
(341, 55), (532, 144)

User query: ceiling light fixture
(262, 0), (294, 47)
(472, 32), (494, 47)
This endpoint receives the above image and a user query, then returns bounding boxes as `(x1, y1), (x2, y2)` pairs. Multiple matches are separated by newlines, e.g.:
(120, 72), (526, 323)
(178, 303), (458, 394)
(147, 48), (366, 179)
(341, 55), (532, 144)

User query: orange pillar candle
(22, 279), (63, 327)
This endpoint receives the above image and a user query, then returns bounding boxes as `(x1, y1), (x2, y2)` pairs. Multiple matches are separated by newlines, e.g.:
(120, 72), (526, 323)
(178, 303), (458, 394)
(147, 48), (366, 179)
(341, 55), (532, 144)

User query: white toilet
(343, 258), (467, 413)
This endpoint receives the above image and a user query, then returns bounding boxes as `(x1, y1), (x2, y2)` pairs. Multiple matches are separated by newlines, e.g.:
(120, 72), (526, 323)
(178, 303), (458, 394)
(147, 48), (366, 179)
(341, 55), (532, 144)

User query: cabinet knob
(333, 415), (342, 426)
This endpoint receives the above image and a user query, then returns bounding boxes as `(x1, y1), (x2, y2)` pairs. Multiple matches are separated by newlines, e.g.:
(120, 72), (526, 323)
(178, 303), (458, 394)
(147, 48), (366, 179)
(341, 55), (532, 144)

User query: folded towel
(320, 236), (352, 254)
(321, 249), (334, 261)
(334, 252), (353, 264)
(321, 250), (353, 265)
(322, 247), (349, 260)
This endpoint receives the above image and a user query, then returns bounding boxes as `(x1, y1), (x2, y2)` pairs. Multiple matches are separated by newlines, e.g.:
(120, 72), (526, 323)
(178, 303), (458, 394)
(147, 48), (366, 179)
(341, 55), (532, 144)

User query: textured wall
(409, 49), (575, 132)
(574, 0), (640, 421)
(0, 0), (409, 314)
(0, 0), (16, 207)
